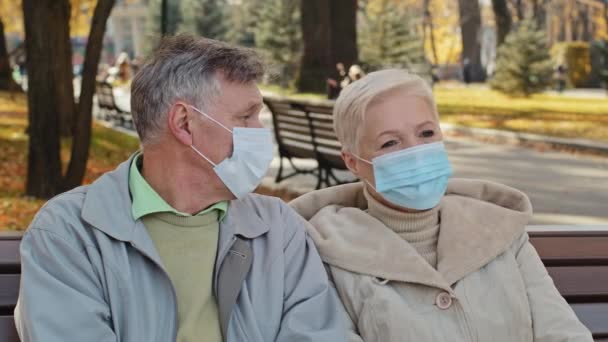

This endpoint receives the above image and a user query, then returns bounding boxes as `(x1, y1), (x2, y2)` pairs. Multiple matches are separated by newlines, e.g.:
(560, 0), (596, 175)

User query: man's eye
(421, 130), (435, 138)
(381, 140), (398, 149)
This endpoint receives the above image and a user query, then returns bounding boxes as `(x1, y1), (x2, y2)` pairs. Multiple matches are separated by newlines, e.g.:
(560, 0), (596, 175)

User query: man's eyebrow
(240, 102), (263, 114)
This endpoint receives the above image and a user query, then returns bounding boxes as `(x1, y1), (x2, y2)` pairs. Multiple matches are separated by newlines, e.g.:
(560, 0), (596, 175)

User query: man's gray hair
(131, 34), (264, 144)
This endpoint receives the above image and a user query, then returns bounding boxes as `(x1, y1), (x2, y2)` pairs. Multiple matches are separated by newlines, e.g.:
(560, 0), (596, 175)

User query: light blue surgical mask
(355, 141), (453, 210)
(189, 105), (274, 199)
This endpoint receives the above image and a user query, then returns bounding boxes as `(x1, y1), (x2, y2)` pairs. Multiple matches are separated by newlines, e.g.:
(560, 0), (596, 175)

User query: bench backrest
(96, 81), (117, 110)
(0, 233), (21, 342)
(296, 102), (346, 171)
(264, 97), (316, 160)
(1, 228), (607, 340)
(264, 96), (346, 170)
(528, 228), (608, 340)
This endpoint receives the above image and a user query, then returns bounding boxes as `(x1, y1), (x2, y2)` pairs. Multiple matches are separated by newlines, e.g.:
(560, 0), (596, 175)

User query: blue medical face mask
(354, 141), (453, 210)
(189, 105), (274, 199)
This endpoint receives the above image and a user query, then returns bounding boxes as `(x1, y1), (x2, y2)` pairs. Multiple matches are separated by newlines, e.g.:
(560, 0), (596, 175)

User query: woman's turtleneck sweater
(364, 188), (441, 268)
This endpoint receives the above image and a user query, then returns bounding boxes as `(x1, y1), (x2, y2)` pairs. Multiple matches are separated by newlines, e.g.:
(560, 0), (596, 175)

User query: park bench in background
(95, 81), (132, 128)
(264, 95), (349, 189)
(1, 226), (607, 341)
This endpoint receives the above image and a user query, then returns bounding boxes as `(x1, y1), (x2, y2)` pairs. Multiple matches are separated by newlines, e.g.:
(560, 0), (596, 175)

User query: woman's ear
(168, 102), (194, 146)
(342, 150), (361, 178)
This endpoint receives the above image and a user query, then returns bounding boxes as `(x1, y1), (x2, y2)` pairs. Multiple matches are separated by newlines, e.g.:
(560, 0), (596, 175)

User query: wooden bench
(1, 227), (607, 340)
(0, 233), (21, 342)
(264, 95), (350, 189)
(528, 226), (608, 341)
(95, 81), (132, 128)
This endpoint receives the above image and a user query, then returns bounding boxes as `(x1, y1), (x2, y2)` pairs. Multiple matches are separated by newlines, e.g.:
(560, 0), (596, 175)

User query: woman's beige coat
(290, 179), (592, 342)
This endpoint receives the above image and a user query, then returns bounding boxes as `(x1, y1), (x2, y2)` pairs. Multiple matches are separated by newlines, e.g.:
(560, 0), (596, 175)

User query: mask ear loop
(190, 144), (217, 167)
(189, 105), (231, 168)
(189, 105), (233, 134)
(349, 151), (377, 191)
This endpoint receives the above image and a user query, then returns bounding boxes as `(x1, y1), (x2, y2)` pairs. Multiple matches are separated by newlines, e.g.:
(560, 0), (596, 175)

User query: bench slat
(311, 116), (334, 128)
(0, 275), (19, 314)
(301, 105), (333, 115)
(274, 115), (309, 126)
(531, 236), (608, 266)
(572, 303), (608, 339)
(280, 141), (316, 159)
(275, 108), (308, 120)
(0, 316), (18, 342)
(276, 122), (312, 136)
(0, 239), (20, 273)
(281, 131), (314, 145)
(547, 266), (608, 302)
(308, 113), (334, 124)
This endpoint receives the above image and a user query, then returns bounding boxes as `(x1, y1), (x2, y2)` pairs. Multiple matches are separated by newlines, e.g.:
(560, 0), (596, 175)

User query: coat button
(436, 292), (453, 310)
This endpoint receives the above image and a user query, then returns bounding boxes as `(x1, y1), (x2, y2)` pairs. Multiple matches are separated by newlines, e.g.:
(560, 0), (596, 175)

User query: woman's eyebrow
(416, 120), (435, 129)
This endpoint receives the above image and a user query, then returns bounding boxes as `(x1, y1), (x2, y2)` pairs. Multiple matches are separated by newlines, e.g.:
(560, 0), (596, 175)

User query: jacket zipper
(130, 242), (179, 342)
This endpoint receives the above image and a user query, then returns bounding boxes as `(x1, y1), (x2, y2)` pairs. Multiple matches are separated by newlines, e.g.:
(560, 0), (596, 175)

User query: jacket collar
(81, 154), (269, 264)
(290, 179), (532, 290)
(81, 154), (139, 243)
(437, 179), (531, 284)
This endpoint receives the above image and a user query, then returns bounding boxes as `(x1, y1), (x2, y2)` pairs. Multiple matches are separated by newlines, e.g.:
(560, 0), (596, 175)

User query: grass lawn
(0, 92), (140, 231)
(435, 85), (608, 142)
(262, 84), (608, 142)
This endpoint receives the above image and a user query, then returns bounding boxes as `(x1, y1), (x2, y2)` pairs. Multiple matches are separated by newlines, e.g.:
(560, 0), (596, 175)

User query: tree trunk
(564, 0), (574, 41)
(57, 14), (76, 138)
(0, 20), (21, 92)
(24, 0), (116, 198)
(329, 0), (358, 70)
(580, 5), (591, 42)
(297, 0), (332, 93)
(161, 0), (169, 35)
(64, 0), (115, 190)
(492, 0), (512, 47)
(515, 0), (524, 21)
(532, 0), (547, 30)
(23, 0), (67, 198)
(605, 0), (608, 37)
(458, 0), (486, 82)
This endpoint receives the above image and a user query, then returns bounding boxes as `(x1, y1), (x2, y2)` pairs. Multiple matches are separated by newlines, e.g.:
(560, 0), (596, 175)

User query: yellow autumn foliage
(0, 0), (99, 38)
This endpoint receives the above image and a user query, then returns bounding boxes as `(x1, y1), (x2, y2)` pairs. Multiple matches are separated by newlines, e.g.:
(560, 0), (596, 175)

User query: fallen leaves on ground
(0, 94), (139, 230)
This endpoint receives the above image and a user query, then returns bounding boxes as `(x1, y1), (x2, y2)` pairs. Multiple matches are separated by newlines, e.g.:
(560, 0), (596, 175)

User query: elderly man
(14, 34), (346, 342)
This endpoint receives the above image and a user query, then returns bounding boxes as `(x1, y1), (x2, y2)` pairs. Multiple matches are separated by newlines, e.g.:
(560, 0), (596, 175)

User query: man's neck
(141, 148), (232, 215)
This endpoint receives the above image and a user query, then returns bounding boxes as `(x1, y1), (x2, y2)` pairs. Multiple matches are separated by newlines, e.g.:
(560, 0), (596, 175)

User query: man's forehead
(214, 85), (262, 112)
(216, 92), (263, 113)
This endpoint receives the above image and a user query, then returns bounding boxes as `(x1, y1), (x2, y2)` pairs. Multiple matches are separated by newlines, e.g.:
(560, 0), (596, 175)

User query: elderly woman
(290, 69), (592, 342)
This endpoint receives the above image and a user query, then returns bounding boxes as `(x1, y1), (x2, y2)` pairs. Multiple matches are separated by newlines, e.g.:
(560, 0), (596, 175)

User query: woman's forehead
(363, 96), (436, 129)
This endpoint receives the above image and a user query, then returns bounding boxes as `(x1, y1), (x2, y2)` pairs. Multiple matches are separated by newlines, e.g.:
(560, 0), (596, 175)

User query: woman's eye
(421, 130), (435, 138)
(381, 140), (398, 149)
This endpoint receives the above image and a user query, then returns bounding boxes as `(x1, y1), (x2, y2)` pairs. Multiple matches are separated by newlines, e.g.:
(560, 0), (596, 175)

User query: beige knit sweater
(364, 188), (440, 268)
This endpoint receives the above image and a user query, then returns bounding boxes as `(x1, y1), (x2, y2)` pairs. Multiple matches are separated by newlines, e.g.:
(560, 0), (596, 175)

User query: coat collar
(81, 154), (269, 264)
(290, 179), (532, 290)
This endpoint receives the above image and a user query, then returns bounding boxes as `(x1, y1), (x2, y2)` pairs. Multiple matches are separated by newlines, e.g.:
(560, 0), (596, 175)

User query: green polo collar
(128, 152), (228, 221)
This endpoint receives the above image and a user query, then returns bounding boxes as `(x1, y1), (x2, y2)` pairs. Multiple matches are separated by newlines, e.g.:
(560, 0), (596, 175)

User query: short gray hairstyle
(333, 69), (438, 153)
(131, 34), (264, 144)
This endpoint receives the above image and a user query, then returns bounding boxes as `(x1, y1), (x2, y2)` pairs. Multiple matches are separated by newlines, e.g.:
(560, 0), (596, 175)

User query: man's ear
(342, 150), (361, 178)
(167, 102), (193, 146)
